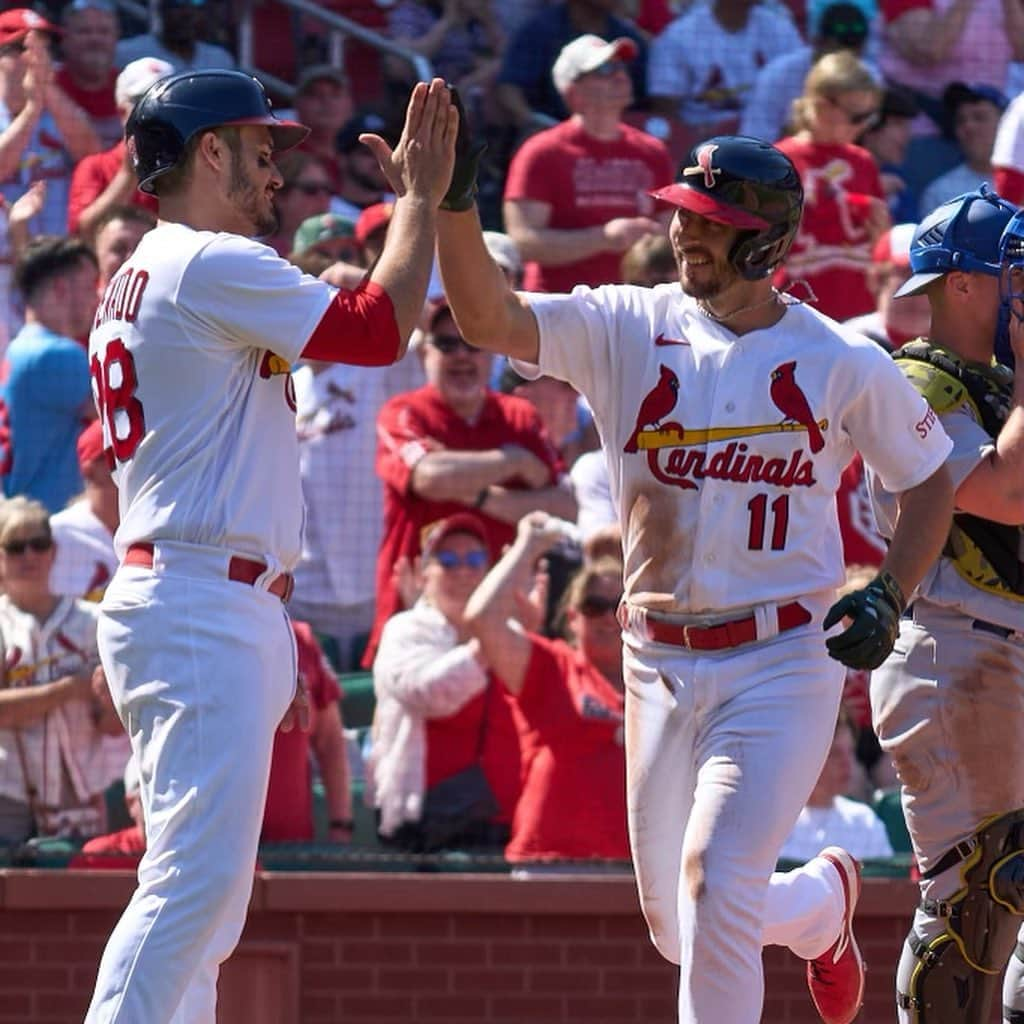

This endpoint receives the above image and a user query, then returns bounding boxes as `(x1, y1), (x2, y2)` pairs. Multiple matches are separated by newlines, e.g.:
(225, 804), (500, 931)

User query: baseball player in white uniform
(436, 124), (956, 1024)
(84, 71), (456, 1023)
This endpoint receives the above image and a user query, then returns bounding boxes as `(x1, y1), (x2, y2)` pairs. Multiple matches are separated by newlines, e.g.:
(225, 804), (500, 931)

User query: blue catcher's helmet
(894, 185), (1017, 298)
(998, 205), (1024, 369)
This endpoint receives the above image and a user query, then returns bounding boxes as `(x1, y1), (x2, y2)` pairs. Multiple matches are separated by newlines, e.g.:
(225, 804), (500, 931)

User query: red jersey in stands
(773, 138), (884, 321)
(368, 386), (564, 663)
(836, 454), (886, 568)
(426, 679), (523, 827)
(55, 67), (120, 148)
(504, 119), (673, 293)
(505, 635), (628, 862)
(67, 140), (159, 233)
(261, 621), (342, 842)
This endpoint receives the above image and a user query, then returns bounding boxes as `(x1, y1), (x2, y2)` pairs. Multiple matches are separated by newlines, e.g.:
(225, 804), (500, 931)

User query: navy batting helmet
(650, 135), (803, 281)
(126, 69), (309, 195)
(894, 186), (1017, 297)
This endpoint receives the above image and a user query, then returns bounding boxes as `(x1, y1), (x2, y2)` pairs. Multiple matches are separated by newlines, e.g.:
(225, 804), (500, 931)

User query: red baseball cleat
(807, 846), (865, 1024)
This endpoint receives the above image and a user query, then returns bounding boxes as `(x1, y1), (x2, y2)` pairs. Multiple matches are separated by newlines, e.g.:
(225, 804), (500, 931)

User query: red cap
(420, 513), (489, 558)
(355, 202), (393, 247)
(0, 8), (59, 46)
(76, 420), (105, 471)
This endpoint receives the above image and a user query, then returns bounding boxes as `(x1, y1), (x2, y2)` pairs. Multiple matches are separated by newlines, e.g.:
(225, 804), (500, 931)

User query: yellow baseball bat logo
(636, 418), (830, 450)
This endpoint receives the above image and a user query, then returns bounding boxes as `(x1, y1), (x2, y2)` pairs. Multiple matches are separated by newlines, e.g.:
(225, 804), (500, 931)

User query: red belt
(645, 601), (812, 651)
(124, 543), (294, 603)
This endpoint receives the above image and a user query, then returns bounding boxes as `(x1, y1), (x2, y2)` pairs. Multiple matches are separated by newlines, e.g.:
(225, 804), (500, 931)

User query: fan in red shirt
(66, 57), (169, 236)
(366, 299), (575, 665)
(503, 34), (671, 294)
(55, 0), (121, 149)
(465, 512), (629, 864)
(774, 51), (890, 322)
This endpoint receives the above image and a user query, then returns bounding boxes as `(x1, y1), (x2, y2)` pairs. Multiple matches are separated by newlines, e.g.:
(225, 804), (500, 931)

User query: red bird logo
(624, 365), (679, 453)
(769, 361), (824, 453)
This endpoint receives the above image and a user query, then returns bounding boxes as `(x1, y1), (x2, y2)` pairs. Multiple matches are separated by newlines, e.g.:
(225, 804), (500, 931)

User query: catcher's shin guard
(899, 810), (1024, 1022)
(898, 929), (1007, 1022)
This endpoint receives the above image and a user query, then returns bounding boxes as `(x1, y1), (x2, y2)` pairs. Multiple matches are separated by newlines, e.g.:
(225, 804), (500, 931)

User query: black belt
(905, 603), (1022, 643)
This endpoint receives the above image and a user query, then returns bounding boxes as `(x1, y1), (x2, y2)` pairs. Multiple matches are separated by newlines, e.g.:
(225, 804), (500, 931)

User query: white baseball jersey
(49, 500), (117, 600)
(88, 223), (335, 569)
(517, 284), (952, 615)
(993, 91), (1024, 174)
(0, 595), (107, 811)
(647, 4), (803, 126)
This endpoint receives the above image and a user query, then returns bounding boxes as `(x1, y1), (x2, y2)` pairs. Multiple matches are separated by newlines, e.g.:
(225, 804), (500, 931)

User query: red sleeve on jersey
(881, 0), (931, 22)
(994, 166), (1024, 204)
(302, 280), (401, 366)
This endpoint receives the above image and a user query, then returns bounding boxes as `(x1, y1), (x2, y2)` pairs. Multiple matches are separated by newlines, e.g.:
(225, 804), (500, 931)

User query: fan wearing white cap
(503, 34), (673, 294)
(67, 56), (173, 236)
(494, 0), (649, 128)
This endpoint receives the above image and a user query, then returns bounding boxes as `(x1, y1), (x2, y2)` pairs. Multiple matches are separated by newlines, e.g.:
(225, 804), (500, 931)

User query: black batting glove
(822, 570), (905, 670)
(441, 85), (487, 212)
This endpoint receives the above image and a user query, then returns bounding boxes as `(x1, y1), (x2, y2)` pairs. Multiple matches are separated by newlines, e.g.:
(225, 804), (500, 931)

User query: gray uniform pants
(870, 599), (1024, 1021)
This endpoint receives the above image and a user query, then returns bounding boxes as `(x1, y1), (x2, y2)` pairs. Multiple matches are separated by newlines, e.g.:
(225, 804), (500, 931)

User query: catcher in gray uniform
(867, 187), (1024, 1024)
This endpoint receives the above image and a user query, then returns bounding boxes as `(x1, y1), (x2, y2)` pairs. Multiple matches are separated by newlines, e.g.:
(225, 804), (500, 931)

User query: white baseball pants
(85, 548), (296, 1024)
(623, 620), (847, 1024)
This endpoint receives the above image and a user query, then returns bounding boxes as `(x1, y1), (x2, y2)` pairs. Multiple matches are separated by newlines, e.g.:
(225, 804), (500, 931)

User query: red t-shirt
(67, 141), (159, 233)
(836, 454), (886, 568)
(261, 621), (343, 842)
(56, 67), (121, 149)
(773, 138), (885, 322)
(504, 119), (674, 293)
(366, 386), (565, 664)
(504, 636), (629, 862)
(425, 678), (523, 826)
(68, 825), (145, 870)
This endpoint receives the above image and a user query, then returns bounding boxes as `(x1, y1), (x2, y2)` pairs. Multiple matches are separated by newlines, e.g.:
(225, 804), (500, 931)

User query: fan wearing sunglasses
(0, 496), (121, 846)
(774, 50), (891, 321)
(463, 509), (628, 866)
(264, 150), (334, 257)
(370, 512), (523, 851)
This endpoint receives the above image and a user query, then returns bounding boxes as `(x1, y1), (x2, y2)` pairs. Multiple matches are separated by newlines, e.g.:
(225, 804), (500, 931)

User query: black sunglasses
(827, 97), (878, 127)
(430, 334), (477, 355)
(3, 535), (53, 556)
(579, 593), (622, 619)
(0, 41), (26, 56)
(292, 182), (333, 197)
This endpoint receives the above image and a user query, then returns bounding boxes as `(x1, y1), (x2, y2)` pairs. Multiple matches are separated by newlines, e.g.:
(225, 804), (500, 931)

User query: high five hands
(359, 79), (485, 212)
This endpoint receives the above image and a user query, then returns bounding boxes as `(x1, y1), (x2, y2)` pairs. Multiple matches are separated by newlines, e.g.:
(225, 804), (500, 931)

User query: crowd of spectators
(0, 0), (1019, 870)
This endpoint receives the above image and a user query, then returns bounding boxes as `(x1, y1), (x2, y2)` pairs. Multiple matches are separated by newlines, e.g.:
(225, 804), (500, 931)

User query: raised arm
(436, 92), (541, 361)
(464, 511), (567, 694)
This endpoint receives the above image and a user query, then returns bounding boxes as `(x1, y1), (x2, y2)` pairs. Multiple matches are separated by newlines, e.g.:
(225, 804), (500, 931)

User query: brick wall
(0, 870), (997, 1024)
